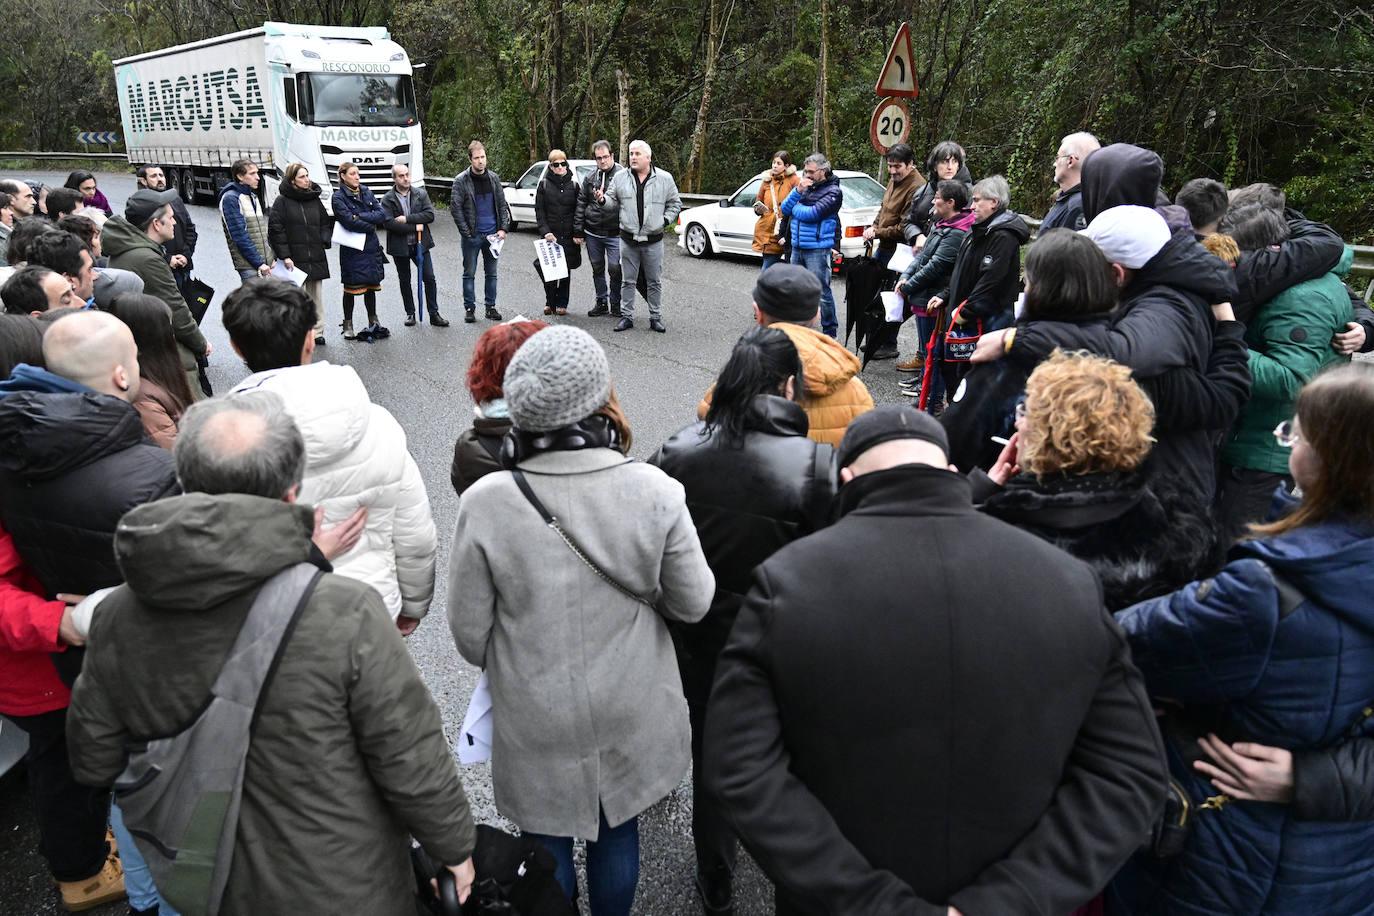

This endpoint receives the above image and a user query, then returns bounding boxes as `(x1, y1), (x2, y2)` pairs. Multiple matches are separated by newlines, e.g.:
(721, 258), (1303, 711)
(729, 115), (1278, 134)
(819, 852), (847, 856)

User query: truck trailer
(114, 21), (423, 207)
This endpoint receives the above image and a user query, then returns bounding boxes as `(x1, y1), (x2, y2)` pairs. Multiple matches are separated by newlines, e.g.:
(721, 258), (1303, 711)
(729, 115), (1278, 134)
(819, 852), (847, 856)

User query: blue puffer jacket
(331, 185), (388, 287)
(781, 175), (842, 251)
(1111, 493), (1374, 915)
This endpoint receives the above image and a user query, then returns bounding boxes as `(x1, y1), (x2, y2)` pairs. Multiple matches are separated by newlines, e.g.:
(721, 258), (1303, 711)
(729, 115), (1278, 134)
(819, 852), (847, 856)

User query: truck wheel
(176, 168), (193, 204)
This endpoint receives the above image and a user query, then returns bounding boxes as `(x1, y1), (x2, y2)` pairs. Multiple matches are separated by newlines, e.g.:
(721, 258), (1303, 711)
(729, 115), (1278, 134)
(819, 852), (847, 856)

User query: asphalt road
(0, 171), (920, 915)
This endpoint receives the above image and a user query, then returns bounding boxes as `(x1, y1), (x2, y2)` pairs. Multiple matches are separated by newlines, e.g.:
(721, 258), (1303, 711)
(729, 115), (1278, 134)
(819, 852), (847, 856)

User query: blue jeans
(793, 248), (837, 337)
(584, 234), (621, 308)
(526, 810), (639, 916)
(110, 803), (180, 915)
(236, 268), (258, 281)
(760, 253), (784, 271)
(461, 236), (499, 311)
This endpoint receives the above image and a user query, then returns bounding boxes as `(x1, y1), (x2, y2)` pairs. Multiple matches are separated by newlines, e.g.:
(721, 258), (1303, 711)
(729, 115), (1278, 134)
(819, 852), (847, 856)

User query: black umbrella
(844, 242), (886, 355)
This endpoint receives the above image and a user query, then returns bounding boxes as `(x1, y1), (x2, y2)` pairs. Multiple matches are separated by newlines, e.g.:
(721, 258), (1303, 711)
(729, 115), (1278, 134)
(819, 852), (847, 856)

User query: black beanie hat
(752, 263), (821, 322)
(836, 405), (950, 472)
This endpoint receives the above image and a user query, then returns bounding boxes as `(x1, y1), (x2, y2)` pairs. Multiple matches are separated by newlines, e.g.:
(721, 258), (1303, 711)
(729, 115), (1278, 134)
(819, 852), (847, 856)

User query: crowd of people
(0, 128), (1373, 916)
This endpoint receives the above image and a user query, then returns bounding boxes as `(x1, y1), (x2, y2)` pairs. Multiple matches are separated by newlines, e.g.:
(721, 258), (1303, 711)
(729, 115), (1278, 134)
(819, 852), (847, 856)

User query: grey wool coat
(448, 448), (714, 839)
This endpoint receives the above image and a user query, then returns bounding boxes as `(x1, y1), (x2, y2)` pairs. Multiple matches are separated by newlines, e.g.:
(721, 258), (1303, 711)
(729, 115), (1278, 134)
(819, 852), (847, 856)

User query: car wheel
(685, 223), (712, 258)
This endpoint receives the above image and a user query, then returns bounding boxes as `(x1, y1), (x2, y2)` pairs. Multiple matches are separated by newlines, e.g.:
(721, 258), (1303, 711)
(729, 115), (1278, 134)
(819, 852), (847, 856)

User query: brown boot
(895, 353), (924, 373)
(58, 855), (126, 912)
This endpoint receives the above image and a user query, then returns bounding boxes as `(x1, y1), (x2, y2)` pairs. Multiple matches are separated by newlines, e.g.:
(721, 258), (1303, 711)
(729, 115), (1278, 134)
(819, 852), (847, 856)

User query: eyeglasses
(594, 154), (612, 161)
(1054, 153), (1076, 163)
(548, 161), (568, 169)
(1273, 419), (1302, 448)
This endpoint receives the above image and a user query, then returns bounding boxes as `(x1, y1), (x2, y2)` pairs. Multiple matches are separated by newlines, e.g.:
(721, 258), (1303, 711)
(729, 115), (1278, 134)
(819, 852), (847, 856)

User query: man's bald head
(42, 310), (140, 400)
(175, 391), (305, 499)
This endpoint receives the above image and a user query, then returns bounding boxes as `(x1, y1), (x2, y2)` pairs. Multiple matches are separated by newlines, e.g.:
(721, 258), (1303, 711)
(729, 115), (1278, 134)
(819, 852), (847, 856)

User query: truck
(114, 22), (424, 207)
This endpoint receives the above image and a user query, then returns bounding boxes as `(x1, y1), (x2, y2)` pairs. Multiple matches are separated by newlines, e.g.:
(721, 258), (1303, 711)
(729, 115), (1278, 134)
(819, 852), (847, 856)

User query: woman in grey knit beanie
(447, 323), (715, 914)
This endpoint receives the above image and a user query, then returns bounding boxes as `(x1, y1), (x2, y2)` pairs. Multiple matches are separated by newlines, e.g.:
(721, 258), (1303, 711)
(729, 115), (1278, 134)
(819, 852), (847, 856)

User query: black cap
(124, 189), (179, 227)
(836, 405), (950, 472)
(752, 263), (820, 322)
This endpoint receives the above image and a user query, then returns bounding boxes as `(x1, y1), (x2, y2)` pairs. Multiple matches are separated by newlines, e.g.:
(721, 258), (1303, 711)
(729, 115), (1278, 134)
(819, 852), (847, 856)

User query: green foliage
(0, 0), (1369, 243)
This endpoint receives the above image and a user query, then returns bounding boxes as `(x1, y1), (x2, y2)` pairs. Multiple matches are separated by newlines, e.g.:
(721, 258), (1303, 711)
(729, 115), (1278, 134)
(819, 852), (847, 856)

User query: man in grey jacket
(68, 392), (477, 914)
(382, 164), (449, 327)
(602, 139), (682, 333)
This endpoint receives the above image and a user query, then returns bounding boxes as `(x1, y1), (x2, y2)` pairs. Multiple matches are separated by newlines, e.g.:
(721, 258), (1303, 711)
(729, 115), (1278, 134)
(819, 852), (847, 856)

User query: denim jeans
(584, 234), (622, 308)
(526, 810), (639, 916)
(236, 268), (258, 281)
(394, 251), (438, 316)
(760, 253), (784, 271)
(461, 236), (499, 311)
(793, 248), (837, 337)
(110, 802), (180, 914)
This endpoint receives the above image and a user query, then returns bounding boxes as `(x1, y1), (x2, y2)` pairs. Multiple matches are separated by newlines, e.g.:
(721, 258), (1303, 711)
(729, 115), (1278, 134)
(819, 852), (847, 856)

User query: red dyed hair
(466, 320), (549, 404)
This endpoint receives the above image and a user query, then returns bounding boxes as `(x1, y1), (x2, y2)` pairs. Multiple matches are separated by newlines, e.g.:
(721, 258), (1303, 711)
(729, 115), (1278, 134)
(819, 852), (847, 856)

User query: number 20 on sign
(870, 100), (910, 156)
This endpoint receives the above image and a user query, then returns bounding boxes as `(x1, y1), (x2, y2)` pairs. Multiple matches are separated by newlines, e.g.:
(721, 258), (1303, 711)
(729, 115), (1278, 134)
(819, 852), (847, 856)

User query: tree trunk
(617, 67), (631, 163)
(812, 0), (830, 154)
(684, 0), (724, 192)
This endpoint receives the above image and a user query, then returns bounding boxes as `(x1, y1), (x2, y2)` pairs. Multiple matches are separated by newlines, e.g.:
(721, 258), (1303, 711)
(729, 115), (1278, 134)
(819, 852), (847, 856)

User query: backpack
(112, 562), (322, 916)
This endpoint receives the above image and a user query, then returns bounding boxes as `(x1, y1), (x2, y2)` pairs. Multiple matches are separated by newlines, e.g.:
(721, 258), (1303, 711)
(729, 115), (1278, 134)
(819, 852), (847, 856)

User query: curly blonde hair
(1201, 232), (1240, 267)
(1019, 350), (1155, 476)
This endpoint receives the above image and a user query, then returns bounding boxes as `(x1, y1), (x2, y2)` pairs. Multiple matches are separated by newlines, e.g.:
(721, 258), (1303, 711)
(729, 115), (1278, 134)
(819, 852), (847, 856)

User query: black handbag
(183, 277), (215, 325)
(412, 825), (573, 916)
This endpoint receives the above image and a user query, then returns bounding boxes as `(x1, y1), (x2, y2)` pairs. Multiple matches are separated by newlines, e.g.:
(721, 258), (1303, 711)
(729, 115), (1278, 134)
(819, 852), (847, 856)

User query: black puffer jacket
(946, 208), (1031, 325)
(575, 164), (623, 238)
(975, 470), (1221, 611)
(0, 383), (178, 598)
(535, 170), (582, 269)
(451, 415), (510, 497)
(650, 395), (834, 659)
(268, 179), (333, 281)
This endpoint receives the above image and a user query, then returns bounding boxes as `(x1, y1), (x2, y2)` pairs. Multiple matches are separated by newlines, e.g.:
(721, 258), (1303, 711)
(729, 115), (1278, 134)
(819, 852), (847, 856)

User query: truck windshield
(302, 74), (417, 126)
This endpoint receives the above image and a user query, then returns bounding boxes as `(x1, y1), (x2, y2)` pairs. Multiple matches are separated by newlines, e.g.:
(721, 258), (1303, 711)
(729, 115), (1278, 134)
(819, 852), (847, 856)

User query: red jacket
(0, 522), (69, 716)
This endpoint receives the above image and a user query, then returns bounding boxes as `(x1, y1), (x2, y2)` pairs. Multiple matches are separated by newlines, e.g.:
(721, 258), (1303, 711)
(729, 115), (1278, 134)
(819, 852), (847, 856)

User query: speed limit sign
(870, 99), (910, 155)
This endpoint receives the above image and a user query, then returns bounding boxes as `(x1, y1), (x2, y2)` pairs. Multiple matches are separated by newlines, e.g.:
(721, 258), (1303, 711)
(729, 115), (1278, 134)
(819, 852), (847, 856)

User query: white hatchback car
(676, 169), (886, 266)
(502, 159), (598, 231)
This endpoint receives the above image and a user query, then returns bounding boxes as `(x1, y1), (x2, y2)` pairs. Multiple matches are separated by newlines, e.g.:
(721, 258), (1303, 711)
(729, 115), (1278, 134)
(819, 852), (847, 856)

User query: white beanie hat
(504, 325), (612, 432)
(1081, 205), (1172, 269)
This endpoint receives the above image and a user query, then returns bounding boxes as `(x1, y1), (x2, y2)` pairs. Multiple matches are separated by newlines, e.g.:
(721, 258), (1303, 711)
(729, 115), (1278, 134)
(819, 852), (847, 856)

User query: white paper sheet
(486, 233), (506, 258)
(331, 223), (367, 251)
(882, 290), (905, 322)
(457, 671), (493, 765)
(886, 243), (916, 274)
(534, 238), (569, 282)
(270, 262), (308, 286)
(1013, 291), (1027, 320)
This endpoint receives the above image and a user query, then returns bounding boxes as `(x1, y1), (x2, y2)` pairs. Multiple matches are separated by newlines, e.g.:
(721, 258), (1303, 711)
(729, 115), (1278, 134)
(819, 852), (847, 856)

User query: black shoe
(649, 318), (666, 333)
(869, 344), (899, 360)
(613, 317), (634, 332)
(404, 312), (417, 327)
(695, 867), (734, 916)
(485, 306), (503, 321)
(610, 306), (623, 318)
(464, 309), (476, 324)
(588, 300), (610, 317)
(429, 312), (450, 328)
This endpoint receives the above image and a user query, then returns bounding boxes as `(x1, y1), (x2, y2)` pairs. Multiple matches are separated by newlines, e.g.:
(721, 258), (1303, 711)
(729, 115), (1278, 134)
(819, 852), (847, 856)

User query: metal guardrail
(0, 150), (128, 161)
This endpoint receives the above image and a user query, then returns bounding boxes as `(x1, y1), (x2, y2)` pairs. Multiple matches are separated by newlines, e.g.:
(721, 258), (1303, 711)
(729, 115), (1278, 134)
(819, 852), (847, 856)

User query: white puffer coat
(233, 362), (437, 619)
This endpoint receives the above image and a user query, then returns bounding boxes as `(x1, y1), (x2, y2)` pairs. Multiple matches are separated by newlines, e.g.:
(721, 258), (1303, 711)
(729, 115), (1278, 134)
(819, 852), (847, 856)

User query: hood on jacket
(774, 323), (862, 398)
(92, 266), (145, 307)
(0, 364), (89, 395)
(232, 361), (373, 467)
(1081, 144), (1164, 222)
(99, 214), (164, 260)
(278, 178), (324, 202)
(115, 492), (315, 611)
(1239, 507), (1374, 621)
(978, 209), (1032, 243)
(0, 389), (146, 481)
(1130, 229), (1238, 305)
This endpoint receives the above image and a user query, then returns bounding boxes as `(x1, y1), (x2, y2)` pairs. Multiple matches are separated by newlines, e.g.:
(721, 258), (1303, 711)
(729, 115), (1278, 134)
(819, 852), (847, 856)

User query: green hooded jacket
(67, 493), (475, 915)
(1222, 245), (1355, 475)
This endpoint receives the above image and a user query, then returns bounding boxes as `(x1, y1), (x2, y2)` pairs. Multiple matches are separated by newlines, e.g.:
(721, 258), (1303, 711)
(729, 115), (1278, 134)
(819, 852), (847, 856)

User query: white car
(503, 159), (597, 231)
(676, 169), (886, 265)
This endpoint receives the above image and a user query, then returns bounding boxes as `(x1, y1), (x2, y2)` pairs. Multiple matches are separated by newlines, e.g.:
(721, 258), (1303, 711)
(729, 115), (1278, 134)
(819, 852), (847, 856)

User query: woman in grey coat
(447, 325), (714, 915)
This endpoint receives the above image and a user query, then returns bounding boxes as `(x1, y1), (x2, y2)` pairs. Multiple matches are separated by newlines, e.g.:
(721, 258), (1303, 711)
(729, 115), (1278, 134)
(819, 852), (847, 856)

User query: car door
(505, 162), (546, 227)
(715, 177), (764, 255)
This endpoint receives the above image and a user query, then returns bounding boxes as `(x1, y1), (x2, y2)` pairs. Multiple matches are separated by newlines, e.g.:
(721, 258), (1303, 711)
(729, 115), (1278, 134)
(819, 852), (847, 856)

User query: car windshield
(839, 175), (886, 209)
(303, 74), (417, 126)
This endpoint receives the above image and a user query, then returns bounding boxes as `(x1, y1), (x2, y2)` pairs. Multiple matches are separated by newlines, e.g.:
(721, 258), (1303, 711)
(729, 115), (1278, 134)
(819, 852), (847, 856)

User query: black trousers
(6, 708), (110, 882)
(1218, 464), (1292, 544)
(671, 624), (738, 880)
(393, 252), (438, 316)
